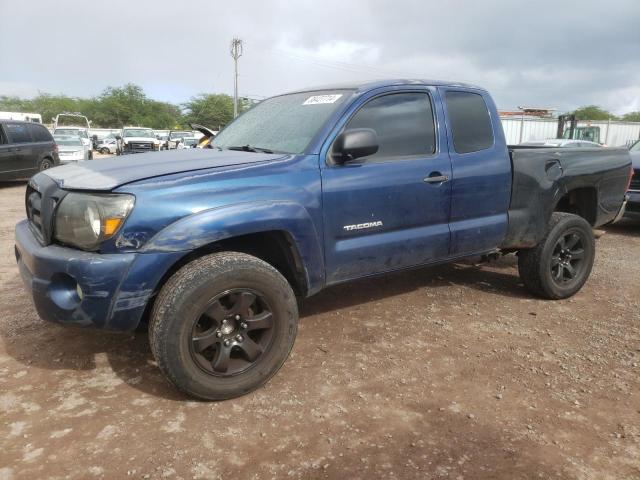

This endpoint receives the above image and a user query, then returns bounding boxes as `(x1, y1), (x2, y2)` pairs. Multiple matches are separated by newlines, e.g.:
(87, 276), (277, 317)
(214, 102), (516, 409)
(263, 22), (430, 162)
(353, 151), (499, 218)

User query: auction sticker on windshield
(303, 94), (343, 105)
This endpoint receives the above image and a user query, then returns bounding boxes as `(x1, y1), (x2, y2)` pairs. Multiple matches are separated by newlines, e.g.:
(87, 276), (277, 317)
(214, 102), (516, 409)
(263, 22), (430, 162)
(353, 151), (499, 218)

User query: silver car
(54, 135), (89, 164)
(97, 137), (117, 154)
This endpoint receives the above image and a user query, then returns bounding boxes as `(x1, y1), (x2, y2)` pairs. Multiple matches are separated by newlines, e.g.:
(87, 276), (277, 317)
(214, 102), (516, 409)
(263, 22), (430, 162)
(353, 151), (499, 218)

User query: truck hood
(42, 149), (287, 191)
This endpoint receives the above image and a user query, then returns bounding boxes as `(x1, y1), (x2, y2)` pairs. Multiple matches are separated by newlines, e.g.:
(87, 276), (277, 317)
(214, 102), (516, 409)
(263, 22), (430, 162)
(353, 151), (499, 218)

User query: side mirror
(333, 128), (378, 163)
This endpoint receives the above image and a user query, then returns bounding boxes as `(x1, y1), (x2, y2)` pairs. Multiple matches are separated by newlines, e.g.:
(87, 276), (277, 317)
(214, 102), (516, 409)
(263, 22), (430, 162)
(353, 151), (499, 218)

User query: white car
(54, 135), (89, 164)
(52, 113), (93, 159)
(167, 130), (195, 150)
(97, 138), (117, 154)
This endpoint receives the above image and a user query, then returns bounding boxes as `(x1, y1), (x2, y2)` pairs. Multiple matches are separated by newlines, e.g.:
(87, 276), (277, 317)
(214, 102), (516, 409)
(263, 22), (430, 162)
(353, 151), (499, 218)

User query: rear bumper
(15, 219), (182, 331)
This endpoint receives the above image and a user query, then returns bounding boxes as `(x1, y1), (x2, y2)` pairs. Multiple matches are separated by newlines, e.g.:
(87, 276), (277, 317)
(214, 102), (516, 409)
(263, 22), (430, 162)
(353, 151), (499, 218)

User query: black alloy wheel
(189, 289), (275, 376)
(549, 230), (586, 286)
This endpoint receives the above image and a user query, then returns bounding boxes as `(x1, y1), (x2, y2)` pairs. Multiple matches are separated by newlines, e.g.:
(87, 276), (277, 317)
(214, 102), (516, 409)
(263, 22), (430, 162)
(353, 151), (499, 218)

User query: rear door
(2, 123), (35, 175)
(321, 87), (452, 284)
(439, 88), (512, 256)
(27, 123), (54, 166)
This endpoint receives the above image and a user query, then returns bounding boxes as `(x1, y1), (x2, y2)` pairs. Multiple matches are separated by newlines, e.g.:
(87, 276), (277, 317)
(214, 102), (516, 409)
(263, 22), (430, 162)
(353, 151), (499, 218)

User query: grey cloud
(0, 0), (638, 114)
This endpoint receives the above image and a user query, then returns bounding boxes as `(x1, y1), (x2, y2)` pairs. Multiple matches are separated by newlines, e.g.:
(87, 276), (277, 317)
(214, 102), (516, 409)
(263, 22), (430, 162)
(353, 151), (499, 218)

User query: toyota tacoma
(15, 80), (632, 400)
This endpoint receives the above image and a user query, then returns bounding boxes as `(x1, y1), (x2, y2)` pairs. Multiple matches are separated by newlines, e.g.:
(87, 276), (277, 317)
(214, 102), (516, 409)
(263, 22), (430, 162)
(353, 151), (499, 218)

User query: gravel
(0, 180), (639, 479)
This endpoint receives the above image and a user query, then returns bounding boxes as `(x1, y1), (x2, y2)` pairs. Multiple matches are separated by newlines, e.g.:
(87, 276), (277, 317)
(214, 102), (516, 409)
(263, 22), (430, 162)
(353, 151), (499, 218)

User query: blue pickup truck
(15, 80), (632, 399)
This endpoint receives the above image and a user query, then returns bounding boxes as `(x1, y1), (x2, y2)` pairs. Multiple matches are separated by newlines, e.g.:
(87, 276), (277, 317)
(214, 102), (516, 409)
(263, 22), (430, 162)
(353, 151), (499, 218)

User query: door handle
(423, 173), (450, 184)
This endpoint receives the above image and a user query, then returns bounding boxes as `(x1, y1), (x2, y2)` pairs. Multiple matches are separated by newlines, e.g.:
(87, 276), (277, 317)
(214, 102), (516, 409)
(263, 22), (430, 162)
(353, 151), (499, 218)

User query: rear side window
(0, 126), (7, 145)
(344, 92), (436, 161)
(5, 123), (31, 144)
(27, 124), (53, 142)
(445, 91), (493, 154)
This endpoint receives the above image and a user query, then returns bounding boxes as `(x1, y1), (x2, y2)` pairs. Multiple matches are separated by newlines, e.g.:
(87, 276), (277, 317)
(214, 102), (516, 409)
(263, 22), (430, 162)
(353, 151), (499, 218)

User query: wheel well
(144, 231), (307, 321)
(554, 188), (597, 225)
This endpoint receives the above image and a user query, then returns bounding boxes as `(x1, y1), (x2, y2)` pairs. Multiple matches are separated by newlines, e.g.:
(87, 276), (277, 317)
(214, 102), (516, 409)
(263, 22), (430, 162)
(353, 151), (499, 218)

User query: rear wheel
(149, 252), (298, 400)
(100, 148), (110, 154)
(518, 212), (595, 299)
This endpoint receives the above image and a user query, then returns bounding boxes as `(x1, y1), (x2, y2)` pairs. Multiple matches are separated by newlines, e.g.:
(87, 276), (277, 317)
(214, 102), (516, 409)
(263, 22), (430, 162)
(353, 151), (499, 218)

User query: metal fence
(500, 117), (640, 147)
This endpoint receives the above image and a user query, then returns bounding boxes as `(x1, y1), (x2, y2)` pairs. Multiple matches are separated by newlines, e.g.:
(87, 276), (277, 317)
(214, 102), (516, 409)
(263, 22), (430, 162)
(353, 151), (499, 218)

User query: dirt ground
(0, 178), (639, 480)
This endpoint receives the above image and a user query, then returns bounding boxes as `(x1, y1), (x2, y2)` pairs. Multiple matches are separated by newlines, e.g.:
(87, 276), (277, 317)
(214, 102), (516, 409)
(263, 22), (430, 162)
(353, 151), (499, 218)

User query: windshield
(631, 141), (640, 152)
(184, 138), (197, 145)
(124, 129), (155, 138)
(212, 90), (351, 154)
(55, 128), (88, 139)
(54, 136), (83, 146)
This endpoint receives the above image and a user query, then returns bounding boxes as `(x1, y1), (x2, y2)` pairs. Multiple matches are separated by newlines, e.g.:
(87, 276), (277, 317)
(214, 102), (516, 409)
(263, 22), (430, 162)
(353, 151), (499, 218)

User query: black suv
(0, 120), (59, 181)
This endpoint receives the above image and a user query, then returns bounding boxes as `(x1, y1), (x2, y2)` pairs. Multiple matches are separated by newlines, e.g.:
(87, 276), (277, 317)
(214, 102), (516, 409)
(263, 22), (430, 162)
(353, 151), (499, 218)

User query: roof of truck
(284, 79), (485, 95)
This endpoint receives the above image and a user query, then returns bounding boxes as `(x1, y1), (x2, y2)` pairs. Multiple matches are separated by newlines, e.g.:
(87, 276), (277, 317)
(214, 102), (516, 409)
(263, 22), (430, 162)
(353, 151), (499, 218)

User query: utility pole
(230, 37), (243, 118)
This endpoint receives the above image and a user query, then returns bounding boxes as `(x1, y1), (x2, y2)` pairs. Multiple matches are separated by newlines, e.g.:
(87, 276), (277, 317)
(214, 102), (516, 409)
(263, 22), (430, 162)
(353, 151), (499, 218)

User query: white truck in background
(0, 112), (43, 123)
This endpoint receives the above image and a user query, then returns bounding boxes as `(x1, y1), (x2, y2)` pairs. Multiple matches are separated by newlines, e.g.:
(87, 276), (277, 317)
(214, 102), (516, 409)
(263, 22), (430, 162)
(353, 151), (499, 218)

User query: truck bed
(501, 146), (631, 249)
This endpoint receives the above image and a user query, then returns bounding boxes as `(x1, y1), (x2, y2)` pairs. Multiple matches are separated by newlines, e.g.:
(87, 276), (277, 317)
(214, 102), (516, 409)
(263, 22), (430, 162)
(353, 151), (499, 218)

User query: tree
(572, 105), (617, 121)
(182, 94), (235, 130)
(621, 111), (640, 122)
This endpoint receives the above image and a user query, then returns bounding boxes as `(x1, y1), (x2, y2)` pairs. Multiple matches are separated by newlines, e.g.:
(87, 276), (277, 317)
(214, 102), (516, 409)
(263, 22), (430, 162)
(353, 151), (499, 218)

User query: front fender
(141, 201), (325, 294)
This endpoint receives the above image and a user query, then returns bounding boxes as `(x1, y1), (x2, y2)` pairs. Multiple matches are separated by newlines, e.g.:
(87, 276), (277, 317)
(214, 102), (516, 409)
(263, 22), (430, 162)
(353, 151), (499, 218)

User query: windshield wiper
(227, 145), (274, 154)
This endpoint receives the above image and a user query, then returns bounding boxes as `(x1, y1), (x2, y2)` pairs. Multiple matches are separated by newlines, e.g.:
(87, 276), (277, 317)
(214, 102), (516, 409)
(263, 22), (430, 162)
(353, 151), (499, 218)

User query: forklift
(556, 114), (601, 143)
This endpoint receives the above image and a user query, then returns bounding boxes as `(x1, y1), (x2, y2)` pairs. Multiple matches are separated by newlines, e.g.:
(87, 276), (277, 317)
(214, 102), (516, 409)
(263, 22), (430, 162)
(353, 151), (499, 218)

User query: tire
(100, 148), (110, 154)
(39, 157), (54, 171)
(518, 212), (595, 299)
(149, 252), (298, 400)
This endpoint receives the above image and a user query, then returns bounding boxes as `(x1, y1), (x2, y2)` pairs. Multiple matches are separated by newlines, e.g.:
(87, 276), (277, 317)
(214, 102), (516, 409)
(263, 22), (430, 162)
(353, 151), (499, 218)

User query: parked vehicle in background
(556, 114), (602, 143)
(156, 133), (169, 150)
(520, 139), (602, 148)
(177, 137), (198, 149)
(0, 112), (43, 123)
(167, 130), (194, 149)
(53, 135), (89, 164)
(53, 113), (93, 159)
(625, 140), (640, 220)
(116, 127), (160, 155)
(15, 79), (631, 400)
(0, 120), (58, 179)
(97, 138), (117, 155)
(191, 123), (217, 148)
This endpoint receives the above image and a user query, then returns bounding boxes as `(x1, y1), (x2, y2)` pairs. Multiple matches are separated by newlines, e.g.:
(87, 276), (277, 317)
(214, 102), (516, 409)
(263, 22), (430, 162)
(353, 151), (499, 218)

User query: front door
(321, 88), (452, 284)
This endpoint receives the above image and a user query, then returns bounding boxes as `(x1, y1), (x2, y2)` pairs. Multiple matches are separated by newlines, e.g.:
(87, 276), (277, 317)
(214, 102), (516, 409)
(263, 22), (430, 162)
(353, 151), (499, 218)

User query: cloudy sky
(1, 0), (639, 114)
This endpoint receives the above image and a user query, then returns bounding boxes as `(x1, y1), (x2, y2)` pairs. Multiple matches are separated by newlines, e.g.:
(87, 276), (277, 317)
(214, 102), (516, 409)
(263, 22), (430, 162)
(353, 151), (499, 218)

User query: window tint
(5, 123), (31, 144)
(343, 92), (436, 161)
(445, 91), (493, 154)
(27, 124), (53, 142)
(0, 126), (7, 145)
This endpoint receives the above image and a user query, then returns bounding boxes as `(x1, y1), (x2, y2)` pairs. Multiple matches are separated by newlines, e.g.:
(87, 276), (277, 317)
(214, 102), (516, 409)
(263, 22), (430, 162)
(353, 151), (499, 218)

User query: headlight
(54, 193), (135, 250)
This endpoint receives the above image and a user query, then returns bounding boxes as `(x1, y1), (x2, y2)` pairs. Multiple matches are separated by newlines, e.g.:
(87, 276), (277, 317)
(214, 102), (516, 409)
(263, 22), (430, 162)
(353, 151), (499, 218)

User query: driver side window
(339, 92), (436, 163)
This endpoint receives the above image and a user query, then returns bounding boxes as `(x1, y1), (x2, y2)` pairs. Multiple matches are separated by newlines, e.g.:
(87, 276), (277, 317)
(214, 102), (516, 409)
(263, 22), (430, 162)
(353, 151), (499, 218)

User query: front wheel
(518, 212), (595, 299)
(149, 252), (298, 400)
